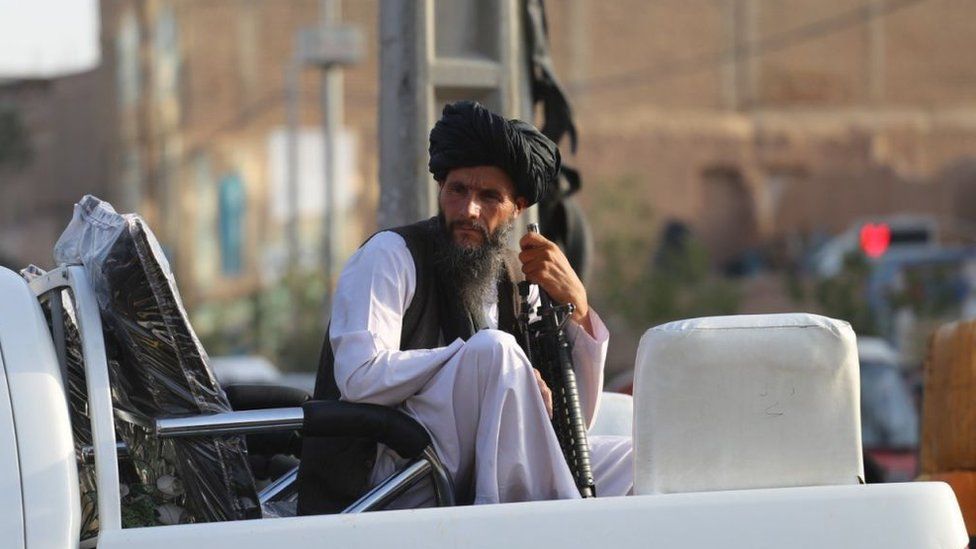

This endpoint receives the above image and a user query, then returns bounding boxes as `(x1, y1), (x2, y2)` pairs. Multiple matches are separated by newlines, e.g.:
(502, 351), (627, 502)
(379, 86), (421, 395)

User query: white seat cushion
(633, 313), (863, 495)
(590, 392), (633, 438)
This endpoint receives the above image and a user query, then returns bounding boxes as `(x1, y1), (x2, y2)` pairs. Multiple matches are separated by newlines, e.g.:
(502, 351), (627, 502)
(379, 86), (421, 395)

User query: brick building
(2, 0), (976, 365)
(545, 0), (976, 266)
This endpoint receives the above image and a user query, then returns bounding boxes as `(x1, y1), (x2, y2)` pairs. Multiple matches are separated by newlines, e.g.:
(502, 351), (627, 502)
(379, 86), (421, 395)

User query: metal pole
(341, 459), (432, 513)
(286, 57), (301, 268)
(321, 0), (342, 312)
(378, 0), (426, 230)
(154, 407), (305, 437)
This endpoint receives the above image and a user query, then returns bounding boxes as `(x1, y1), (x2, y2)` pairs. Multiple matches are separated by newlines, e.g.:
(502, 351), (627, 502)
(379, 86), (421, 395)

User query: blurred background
(2, 0), (976, 482)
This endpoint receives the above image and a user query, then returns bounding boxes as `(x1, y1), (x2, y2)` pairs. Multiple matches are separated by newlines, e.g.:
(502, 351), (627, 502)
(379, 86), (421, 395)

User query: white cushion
(590, 392), (633, 438)
(633, 313), (863, 495)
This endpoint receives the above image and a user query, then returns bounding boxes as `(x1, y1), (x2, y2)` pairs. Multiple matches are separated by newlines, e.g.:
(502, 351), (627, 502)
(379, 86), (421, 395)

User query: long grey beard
(434, 215), (515, 328)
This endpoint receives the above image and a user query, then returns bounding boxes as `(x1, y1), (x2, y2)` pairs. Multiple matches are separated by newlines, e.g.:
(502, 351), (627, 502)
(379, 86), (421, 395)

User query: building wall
(0, 69), (116, 268)
(0, 0), (383, 310)
(4, 0), (976, 343)
(544, 0), (976, 265)
(100, 0), (382, 308)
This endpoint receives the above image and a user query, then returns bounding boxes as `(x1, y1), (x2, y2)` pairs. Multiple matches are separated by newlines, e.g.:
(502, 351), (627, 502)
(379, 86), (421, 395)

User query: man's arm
(518, 232), (596, 338)
(565, 311), (609, 429)
(330, 231), (464, 407)
(519, 232), (609, 427)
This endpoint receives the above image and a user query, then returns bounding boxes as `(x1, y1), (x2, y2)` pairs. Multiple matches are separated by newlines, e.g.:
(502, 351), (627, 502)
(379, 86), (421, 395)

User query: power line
(574, 0), (926, 94)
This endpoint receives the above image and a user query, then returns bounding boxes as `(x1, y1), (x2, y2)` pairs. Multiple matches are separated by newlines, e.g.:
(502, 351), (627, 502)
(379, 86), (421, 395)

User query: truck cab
(0, 267), (81, 549)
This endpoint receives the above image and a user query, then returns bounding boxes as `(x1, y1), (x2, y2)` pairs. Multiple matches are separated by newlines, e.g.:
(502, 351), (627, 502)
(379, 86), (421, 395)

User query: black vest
(297, 217), (522, 514)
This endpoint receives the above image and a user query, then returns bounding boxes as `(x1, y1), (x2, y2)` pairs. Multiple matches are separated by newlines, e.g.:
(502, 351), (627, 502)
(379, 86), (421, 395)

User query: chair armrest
(131, 399), (430, 460)
(302, 400), (431, 459)
(225, 384), (311, 410)
(151, 408), (304, 437)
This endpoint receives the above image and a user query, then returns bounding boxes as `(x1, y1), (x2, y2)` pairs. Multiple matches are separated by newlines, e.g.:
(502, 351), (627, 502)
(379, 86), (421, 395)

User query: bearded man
(299, 101), (632, 514)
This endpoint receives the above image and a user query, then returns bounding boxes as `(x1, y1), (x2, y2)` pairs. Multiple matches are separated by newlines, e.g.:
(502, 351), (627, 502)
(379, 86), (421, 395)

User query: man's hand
(533, 368), (553, 419)
(518, 231), (593, 335)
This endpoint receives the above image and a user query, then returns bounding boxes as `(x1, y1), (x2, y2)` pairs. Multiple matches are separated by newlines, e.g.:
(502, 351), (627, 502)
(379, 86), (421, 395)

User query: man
(300, 101), (632, 513)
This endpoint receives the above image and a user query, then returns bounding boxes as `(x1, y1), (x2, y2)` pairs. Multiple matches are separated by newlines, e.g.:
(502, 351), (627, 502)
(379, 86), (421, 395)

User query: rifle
(517, 223), (596, 498)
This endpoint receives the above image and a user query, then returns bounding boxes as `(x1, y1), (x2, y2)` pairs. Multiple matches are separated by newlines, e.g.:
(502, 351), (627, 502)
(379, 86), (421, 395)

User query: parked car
(858, 337), (920, 482)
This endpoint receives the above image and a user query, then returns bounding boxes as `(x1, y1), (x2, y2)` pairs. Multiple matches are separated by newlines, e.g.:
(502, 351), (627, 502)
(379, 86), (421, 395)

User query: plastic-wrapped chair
(34, 195), (453, 530)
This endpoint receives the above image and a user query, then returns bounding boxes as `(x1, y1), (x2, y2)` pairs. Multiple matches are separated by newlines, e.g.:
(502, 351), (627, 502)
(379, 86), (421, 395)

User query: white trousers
(369, 329), (633, 506)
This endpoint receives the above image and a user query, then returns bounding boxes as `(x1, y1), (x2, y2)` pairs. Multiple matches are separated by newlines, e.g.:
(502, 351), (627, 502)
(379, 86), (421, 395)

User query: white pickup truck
(0, 199), (969, 549)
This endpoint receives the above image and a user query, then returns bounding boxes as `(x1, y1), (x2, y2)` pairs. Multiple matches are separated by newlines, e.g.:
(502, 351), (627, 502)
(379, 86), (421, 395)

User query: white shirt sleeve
(564, 309), (610, 430)
(524, 285), (610, 430)
(330, 231), (464, 407)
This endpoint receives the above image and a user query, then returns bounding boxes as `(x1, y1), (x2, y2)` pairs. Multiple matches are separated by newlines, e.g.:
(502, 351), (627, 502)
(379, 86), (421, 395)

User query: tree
(0, 104), (32, 171)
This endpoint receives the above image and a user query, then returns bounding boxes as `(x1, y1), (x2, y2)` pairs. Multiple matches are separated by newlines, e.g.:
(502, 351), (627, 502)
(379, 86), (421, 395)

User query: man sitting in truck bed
(300, 101), (632, 514)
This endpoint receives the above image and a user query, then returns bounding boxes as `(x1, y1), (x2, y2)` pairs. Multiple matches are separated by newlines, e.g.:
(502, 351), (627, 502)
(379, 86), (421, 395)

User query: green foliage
(260, 270), (329, 372)
(590, 175), (741, 328)
(0, 105), (32, 171)
(887, 262), (961, 318)
(811, 250), (966, 346)
(120, 483), (164, 528)
(600, 234), (741, 327)
(784, 266), (806, 303)
(812, 252), (877, 335)
(196, 268), (328, 372)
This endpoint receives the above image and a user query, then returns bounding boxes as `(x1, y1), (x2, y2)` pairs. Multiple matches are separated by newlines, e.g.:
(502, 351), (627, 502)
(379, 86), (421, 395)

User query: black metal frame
(114, 405), (455, 512)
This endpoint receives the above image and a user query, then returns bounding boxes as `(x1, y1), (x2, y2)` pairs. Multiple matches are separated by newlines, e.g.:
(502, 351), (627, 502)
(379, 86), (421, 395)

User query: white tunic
(330, 231), (632, 505)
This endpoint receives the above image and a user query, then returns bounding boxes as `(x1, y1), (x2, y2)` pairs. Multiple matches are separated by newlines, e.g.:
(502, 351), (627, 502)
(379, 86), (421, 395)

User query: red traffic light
(860, 223), (891, 258)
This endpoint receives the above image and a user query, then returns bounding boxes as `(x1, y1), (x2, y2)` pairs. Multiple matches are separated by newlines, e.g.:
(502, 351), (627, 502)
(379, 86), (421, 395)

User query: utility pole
(320, 0), (342, 311)
(285, 56), (301, 269)
(285, 3), (362, 311)
(378, 0), (531, 229)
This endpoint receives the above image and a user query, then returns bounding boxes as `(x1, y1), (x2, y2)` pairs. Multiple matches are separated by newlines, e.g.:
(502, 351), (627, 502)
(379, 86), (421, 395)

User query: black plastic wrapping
(54, 195), (260, 524)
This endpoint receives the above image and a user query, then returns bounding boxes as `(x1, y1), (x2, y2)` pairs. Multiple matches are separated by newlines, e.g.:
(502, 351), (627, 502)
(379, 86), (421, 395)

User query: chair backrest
(53, 195), (260, 524)
(632, 313), (864, 495)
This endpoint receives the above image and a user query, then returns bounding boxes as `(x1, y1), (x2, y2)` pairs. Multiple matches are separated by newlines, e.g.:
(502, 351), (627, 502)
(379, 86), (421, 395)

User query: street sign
(298, 25), (364, 68)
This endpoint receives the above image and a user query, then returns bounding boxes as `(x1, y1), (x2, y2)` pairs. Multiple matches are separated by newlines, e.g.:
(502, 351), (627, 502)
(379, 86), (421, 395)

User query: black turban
(428, 101), (560, 207)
